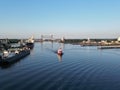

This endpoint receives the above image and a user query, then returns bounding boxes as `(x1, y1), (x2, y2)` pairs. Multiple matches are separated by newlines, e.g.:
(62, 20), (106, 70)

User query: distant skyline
(0, 0), (120, 39)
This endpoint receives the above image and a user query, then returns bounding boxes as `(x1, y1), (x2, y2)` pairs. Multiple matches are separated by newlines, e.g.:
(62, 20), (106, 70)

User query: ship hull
(26, 43), (34, 49)
(0, 50), (30, 64)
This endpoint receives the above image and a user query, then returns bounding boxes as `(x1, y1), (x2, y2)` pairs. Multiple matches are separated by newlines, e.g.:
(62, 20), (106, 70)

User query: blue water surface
(0, 42), (120, 90)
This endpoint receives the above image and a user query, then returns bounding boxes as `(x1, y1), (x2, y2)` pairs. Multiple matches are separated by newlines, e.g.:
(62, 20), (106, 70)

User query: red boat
(57, 48), (63, 55)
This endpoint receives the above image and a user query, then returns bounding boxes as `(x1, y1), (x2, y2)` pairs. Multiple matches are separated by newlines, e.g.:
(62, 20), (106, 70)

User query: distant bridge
(41, 34), (53, 41)
(39, 34), (65, 42)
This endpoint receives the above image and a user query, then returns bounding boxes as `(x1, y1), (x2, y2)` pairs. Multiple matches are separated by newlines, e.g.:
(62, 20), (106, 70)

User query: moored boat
(26, 36), (34, 49)
(0, 49), (30, 64)
(26, 43), (34, 49)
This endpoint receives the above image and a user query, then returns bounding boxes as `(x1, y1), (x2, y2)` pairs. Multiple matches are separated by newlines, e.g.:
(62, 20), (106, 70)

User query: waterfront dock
(98, 45), (120, 49)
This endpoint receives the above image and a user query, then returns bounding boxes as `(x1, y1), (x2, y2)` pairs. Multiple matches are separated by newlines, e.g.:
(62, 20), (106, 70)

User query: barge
(0, 49), (30, 64)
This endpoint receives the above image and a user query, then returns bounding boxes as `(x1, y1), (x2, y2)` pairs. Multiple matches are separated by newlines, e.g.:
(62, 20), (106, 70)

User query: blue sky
(0, 0), (120, 39)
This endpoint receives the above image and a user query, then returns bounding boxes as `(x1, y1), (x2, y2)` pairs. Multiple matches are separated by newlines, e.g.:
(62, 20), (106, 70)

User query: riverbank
(98, 45), (120, 49)
(64, 38), (120, 46)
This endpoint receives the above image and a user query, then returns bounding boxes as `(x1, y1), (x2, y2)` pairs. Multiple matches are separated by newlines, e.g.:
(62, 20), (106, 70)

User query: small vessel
(57, 48), (63, 55)
(26, 42), (34, 49)
(26, 36), (34, 49)
(0, 49), (30, 64)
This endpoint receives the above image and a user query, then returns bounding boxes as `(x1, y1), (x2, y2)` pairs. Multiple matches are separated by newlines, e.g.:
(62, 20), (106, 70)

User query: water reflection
(57, 54), (62, 62)
(0, 63), (14, 69)
(0, 59), (21, 69)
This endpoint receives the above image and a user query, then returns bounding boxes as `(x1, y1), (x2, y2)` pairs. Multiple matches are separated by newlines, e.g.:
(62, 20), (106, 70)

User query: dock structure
(98, 45), (120, 49)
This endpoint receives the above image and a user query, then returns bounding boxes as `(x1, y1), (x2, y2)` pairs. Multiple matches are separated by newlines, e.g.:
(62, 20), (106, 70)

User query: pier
(98, 45), (120, 49)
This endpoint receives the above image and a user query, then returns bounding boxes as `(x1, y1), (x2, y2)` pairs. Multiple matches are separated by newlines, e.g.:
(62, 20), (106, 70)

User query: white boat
(26, 36), (34, 49)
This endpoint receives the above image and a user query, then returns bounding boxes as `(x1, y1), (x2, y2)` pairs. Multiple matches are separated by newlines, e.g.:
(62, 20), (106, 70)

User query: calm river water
(0, 42), (120, 90)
